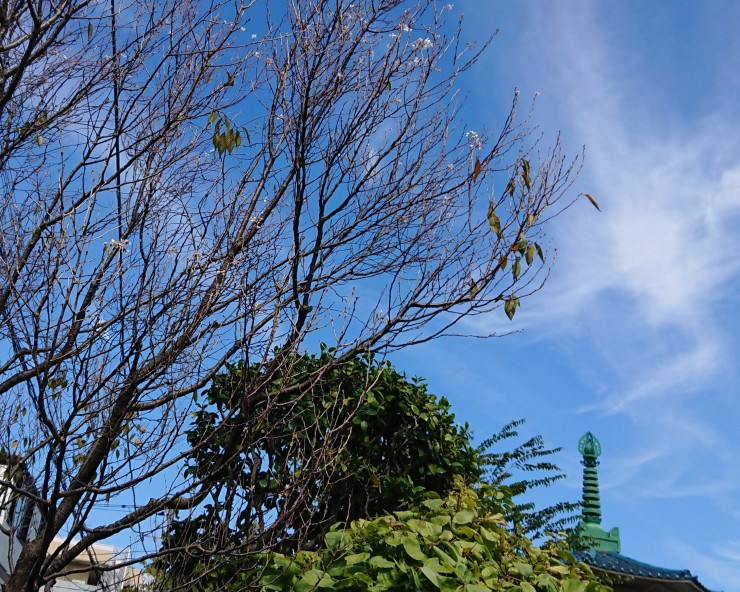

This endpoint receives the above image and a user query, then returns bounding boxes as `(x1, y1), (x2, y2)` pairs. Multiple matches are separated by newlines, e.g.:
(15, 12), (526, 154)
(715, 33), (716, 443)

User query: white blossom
(465, 130), (482, 150)
(413, 37), (433, 50)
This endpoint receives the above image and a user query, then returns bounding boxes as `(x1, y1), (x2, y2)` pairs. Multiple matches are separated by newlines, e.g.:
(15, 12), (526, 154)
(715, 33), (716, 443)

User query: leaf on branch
(487, 202), (501, 236)
(512, 257), (521, 281)
(87, 21), (93, 43)
(535, 242), (544, 262)
(504, 295), (520, 320)
(469, 279), (479, 299)
(503, 177), (516, 197)
(525, 244), (535, 265)
(472, 158), (482, 182)
(584, 193), (601, 211)
(385, 80), (392, 92)
(522, 158), (532, 190)
(225, 71), (235, 87)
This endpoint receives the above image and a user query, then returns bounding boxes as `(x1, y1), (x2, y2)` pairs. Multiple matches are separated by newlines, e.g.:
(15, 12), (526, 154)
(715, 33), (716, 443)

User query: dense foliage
(161, 354), (582, 590)
(168, 351), (480, 558)
(225, 482), (606, 592)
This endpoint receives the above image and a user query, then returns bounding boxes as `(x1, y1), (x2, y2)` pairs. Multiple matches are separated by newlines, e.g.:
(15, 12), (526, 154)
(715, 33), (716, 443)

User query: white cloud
(512, 3), (740, 408)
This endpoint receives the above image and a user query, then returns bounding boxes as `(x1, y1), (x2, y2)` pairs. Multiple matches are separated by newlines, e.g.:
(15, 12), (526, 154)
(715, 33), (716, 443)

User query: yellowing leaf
(512, 257), (521, 281)
(487, 202), (501, 236)
(469, 279), (479, 299)
(525, 245), (535, 265)
(504, 296), (519, 320)
(87, 21), (93, 43)
(585, 193), (601, 211)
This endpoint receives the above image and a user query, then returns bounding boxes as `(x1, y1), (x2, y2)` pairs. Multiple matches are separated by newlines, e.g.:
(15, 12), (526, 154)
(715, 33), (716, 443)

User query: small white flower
(465, 130), (482, 150)
(251, 33), (257, 39)
(400, 23), (412, 32)
(413, 38), (433, 50)
(105, 238), (131, 251)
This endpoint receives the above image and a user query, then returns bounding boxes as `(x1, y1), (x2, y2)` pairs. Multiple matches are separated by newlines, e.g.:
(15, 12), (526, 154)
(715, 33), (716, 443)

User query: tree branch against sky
(0, 1), (581, 590)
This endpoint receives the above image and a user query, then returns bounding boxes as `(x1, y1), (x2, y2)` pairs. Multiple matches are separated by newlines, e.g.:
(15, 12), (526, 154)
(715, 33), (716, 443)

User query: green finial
(576, 432), (620, 553)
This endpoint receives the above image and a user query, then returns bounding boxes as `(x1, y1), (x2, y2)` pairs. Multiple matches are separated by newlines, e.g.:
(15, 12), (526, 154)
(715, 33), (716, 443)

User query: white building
(1, 460), (139, 591)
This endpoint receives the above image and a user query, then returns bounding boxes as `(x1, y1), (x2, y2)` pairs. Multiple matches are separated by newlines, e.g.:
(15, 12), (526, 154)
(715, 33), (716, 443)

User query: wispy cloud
(512, 3), (740, 410)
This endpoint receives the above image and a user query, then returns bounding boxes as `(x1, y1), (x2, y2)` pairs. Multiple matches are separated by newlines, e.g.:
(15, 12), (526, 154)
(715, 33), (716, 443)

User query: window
(11, 497), (32, 544)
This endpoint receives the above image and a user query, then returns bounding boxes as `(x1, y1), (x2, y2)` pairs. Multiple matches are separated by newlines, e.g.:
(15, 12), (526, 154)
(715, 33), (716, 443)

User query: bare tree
(0, 0), (579, 590)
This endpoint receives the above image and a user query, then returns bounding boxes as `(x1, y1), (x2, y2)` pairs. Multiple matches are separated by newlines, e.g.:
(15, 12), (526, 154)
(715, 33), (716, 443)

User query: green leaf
(535, 242), (544, 262)
(295, 569), (333, 592)
(521, 158), (532, 190)
(325, 530), (351, 550)
(344, 552), (370, 566)
(420, 564), (442, 588)
(453, 509), (475, 525)
(369, 555), (395, 569)
(487, 202), (501, 236)
(421, 498), (445, 512)
(512, 562), (534, 577)
(465, 585), (491, 592)
(503, 177), (516, 197)
(87, 21), (93, 43)
(525, 245), (535, 265)
(562, 578), (588, 592)
(512, 257), (521, 281)
(402, 537), (426, 561)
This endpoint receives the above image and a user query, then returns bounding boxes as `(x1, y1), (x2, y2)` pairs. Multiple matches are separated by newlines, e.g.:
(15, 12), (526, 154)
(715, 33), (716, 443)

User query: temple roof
(574, 549), (714, 592)
(574, 433), (716, 592)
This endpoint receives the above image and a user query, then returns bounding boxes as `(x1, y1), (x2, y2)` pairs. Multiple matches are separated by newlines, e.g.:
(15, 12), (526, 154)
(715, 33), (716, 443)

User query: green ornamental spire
(576, 432), (621, 553)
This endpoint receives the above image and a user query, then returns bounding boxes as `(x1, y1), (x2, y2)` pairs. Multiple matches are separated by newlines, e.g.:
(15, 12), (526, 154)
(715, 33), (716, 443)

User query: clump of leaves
(251, 480), (610, 592)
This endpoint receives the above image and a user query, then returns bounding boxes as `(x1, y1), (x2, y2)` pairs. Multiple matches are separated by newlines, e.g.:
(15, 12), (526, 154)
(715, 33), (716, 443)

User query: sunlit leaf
(487, 202), (501, 236)
(584, 193), (600, 211)
(504, 296), (519, 320)
(469, 279), (479, 299)
(525, 245), (535, 265)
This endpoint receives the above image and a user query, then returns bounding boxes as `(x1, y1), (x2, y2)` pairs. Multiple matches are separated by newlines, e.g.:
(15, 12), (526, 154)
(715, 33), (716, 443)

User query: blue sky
(396, 2), (740, 591)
